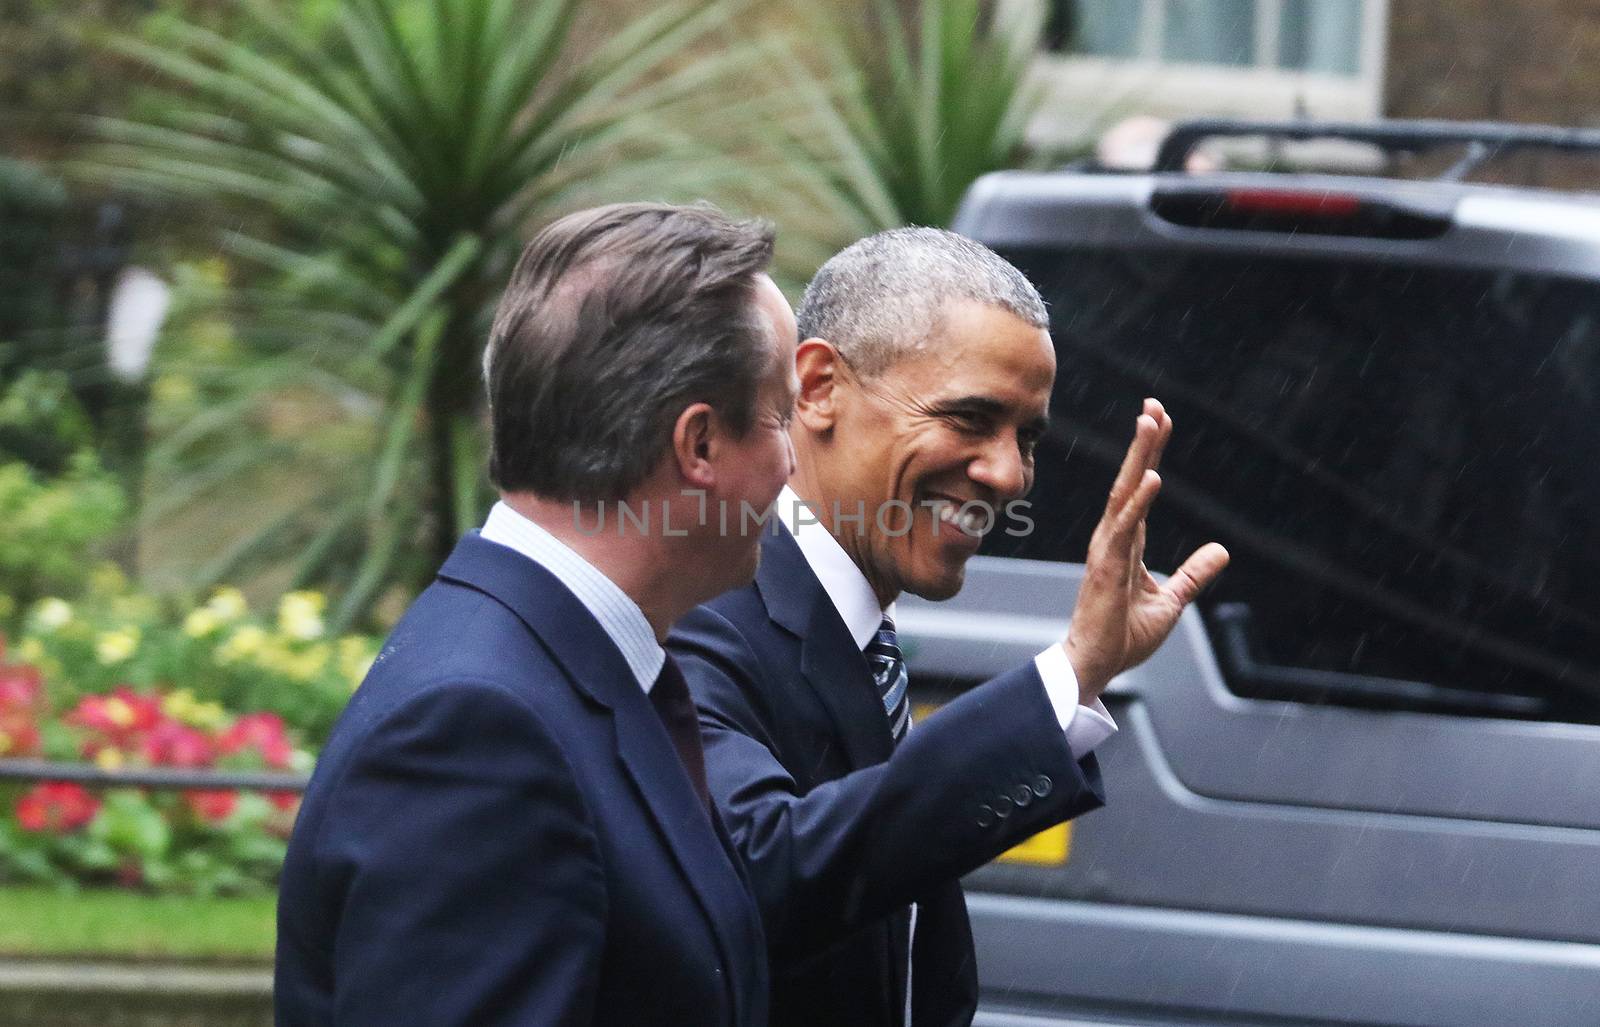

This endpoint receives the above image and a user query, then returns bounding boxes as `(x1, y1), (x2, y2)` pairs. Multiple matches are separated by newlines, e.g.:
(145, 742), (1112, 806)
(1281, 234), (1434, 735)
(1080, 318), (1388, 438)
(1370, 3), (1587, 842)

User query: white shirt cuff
(1033, 645), (1118, 759)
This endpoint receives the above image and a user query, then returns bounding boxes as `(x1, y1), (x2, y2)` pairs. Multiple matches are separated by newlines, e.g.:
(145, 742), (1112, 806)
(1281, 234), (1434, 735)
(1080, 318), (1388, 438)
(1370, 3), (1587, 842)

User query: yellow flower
(32, 598), (73, 632)
(104, 697), (135, 727)
(162, 688), (197, 720)
(206, 587), (249, 623)
(183, 608), (222, 638)
(95, 748), (126, 771)
(162, 689), (228, 729)
(95, 627), (141, 665)
(0, 731), (12, 756)
(290, 643), (331, 682)
(16, 639), (44, 664)
(338, 636), (377, 688)
(216, 625), (267, 664)
(88, 562), (128, 597)
(277, 591), (327, 642)
(191, 701), (228, 729)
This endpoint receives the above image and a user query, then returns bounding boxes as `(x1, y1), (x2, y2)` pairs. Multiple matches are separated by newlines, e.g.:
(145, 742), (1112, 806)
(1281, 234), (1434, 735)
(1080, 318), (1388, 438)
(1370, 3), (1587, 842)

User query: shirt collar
(778, 486), (893, 651)
(479, 500), (665, 693)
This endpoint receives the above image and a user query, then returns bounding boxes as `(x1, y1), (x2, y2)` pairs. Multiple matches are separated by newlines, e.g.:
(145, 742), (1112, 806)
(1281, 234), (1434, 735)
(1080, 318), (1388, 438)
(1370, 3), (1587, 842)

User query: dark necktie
(864, 615), (910, 743)
(650, 654), (712, 812)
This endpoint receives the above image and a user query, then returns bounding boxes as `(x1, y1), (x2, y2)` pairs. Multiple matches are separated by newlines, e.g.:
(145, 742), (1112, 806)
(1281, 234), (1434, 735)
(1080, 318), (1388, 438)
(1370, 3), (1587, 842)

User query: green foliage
(1, 784), (293, 897)
(749, 0), (1054, 243)
(0, 369), (98, 474)
(0, 160), (68, 347)
(0, 580), (367, 894)
(0, 362), (125, 609)
(0, 159), (83, 391)
(82, 0), (759, 627)
(10, 582), (375, 743)
(0, 454), (125, 609)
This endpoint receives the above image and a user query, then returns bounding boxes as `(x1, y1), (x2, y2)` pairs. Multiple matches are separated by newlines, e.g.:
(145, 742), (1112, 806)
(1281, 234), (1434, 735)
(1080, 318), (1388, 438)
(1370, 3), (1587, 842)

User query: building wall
(1385, 0), (1600, 126)
(1384, 1), (1600, 187)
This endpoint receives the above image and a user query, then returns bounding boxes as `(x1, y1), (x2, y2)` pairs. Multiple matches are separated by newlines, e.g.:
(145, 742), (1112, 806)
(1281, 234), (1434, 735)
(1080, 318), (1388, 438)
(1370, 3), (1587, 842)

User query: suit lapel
(754, 527), (894, 770)
(437, 533), (752, 1017)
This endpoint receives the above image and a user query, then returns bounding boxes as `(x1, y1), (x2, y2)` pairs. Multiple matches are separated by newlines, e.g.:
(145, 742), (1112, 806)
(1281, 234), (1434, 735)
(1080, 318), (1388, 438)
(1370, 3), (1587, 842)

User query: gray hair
(795, 227), (1049, 376)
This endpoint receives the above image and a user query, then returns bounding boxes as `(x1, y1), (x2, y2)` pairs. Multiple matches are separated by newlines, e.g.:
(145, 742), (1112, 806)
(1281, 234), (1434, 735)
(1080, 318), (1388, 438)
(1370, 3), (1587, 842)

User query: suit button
(1033, 774), (1054, 798)
(992, 795), (1013, 819)
(1013, 784), (1034, 807)
(976, 804), (997, 828)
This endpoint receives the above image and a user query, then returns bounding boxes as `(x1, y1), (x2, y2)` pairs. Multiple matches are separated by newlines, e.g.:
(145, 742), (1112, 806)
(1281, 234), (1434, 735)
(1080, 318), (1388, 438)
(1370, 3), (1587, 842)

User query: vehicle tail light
(1151, 188), (1453, 239)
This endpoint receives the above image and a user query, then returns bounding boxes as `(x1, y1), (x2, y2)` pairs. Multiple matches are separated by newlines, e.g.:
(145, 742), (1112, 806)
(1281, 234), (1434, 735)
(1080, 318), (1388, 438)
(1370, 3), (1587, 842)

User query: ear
(669, 401), (719, 489)
(795, 338), (843, 433)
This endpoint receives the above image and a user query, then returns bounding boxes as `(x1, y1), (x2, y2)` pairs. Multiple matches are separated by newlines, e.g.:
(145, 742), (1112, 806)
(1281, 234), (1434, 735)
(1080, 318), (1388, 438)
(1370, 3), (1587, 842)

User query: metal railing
(0, 759), (308, 792)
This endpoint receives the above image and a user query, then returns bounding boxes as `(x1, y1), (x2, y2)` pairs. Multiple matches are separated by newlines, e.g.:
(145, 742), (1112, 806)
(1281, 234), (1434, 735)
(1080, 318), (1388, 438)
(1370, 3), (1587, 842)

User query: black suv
(899, 120), (1600, 1027)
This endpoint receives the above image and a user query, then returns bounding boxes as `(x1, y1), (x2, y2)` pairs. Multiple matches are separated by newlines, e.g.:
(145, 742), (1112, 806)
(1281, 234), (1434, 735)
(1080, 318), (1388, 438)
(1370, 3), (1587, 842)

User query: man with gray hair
(669, 227), (1228, 1027)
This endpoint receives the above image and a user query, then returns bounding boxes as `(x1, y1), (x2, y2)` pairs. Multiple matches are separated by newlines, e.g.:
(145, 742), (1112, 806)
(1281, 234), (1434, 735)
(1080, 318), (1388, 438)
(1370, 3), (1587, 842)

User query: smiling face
(797, 298), (1056, 604)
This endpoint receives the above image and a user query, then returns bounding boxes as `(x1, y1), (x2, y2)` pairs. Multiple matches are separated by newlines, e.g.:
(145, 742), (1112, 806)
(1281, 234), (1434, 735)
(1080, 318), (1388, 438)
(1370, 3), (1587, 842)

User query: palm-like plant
(749, 0), (1055, 245)
(84, 0), (751, 626)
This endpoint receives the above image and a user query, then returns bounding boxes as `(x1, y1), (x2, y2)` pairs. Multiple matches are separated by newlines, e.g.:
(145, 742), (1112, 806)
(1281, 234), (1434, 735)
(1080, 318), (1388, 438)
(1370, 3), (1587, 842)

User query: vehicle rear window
(989, 247), (1600, 722)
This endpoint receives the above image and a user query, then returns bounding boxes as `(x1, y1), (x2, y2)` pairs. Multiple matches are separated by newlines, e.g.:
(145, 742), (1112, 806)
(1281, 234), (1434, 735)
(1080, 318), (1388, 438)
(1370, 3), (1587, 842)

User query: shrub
(0, 659), (310, 895)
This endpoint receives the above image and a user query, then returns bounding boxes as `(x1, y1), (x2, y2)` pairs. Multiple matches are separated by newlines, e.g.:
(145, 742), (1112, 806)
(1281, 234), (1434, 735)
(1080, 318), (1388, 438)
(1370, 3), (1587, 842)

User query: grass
(0, 887), (276, 961)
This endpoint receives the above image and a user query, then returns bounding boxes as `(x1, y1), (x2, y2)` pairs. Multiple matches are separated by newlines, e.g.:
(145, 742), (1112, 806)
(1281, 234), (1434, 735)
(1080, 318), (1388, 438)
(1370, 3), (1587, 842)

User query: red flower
(184, 789), (239, 823)
(269, 790), (300, 813)
(142, 721), (216, 768)
(67, 687), (170, 763)
(15, 782), (101, 833)
(68, 687), (164, 747)
(0, 662), (42, 711)
(0, 661), (43, 759)
(0, 716), (40, 758)
(219, 712), (293, 769)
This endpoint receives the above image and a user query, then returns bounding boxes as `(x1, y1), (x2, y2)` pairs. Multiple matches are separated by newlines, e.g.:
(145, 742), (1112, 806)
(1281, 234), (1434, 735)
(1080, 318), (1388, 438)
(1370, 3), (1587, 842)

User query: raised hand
(1062, 398), (1230, 703)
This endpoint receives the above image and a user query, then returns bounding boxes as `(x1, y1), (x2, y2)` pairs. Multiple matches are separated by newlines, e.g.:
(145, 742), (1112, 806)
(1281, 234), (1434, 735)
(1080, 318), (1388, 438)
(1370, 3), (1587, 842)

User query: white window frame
(1017, 0), (1390, 149)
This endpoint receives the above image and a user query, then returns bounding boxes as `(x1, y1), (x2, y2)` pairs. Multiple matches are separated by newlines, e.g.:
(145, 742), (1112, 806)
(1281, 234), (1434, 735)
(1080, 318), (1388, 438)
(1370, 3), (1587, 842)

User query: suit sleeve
(314, 682), (605, 1026)
(670, 605), (1105, 956)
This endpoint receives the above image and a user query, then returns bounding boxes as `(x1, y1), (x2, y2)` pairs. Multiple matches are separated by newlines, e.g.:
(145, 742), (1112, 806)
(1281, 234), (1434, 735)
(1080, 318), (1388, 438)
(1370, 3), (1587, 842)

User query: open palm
(1064, 399), (1230, 701)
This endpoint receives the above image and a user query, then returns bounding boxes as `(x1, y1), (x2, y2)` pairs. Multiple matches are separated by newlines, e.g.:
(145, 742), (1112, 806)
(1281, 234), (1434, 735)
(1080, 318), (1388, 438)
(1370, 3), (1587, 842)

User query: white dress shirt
(778, 487), (1117, 756)
(480, 501), (665, 692)
(779, 486), (1117, 1027)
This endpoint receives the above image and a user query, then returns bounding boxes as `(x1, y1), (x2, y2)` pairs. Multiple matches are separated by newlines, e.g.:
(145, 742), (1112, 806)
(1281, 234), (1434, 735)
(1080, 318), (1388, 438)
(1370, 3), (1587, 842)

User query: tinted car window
(990, 247), (1600, 722)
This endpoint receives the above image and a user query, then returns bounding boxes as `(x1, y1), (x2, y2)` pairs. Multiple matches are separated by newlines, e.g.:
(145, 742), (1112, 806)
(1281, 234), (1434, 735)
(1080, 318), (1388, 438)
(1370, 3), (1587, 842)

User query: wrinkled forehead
(886, 299), (1056, 395)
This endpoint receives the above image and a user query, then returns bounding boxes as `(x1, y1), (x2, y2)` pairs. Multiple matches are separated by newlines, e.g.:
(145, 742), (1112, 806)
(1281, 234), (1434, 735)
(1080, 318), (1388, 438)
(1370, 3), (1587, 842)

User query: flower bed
(0, 584), (378, 895)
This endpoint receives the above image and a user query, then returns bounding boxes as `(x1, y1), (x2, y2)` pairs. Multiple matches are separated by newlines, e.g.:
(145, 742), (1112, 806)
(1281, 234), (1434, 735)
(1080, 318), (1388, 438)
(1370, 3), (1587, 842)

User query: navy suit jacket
(668, 527), (1106, 1027)
(276, 533), (768, 1026)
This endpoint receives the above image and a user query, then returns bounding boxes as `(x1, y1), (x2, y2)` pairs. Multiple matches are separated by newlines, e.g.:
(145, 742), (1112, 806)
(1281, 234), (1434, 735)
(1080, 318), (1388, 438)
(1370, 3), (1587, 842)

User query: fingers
(1106, 399), (1173, 516)
(1146, 398), (1173, 473)
(1117, 468), (1162, 542)
(1105, 413), (1158, 516)
(1164, 542), (1230, 607)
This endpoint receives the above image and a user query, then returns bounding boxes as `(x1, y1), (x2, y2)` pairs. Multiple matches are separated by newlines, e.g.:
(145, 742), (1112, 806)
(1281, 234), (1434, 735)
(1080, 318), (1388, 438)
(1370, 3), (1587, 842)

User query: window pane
(1280, 0), (1363, 75)
(990, 248), (1600, 723)
(1162, 0), (1256, 66)
(1048, 0), (1143, 57)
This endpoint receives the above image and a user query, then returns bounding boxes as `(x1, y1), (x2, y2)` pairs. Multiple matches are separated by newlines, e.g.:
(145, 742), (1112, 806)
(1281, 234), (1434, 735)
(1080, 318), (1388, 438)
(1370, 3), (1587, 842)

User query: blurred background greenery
(0, 0), (1092, 915)
(1, 0), (1077, 633)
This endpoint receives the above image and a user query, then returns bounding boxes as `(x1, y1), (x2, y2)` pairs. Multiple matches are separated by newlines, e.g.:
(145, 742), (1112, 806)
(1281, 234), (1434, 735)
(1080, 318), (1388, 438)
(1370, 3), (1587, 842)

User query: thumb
(1165, 543), (1230, 607)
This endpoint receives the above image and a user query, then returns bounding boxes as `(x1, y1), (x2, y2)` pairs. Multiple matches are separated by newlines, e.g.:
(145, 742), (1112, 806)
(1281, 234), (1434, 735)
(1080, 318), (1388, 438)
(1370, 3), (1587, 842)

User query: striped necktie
(865, 615), (910, 743)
